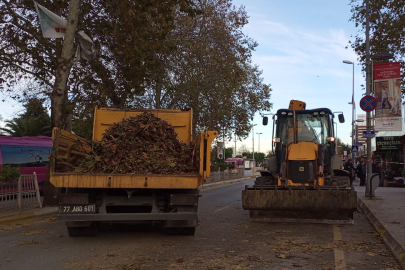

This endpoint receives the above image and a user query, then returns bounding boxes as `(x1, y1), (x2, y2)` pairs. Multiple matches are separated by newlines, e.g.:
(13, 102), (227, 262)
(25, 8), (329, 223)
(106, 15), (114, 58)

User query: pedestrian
(344, 159), (354, 186)
(359, 162), (366, 186)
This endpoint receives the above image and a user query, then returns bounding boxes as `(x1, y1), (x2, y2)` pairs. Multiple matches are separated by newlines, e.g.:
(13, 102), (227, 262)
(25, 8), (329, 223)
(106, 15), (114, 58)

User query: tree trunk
(43, 0), (80, 207)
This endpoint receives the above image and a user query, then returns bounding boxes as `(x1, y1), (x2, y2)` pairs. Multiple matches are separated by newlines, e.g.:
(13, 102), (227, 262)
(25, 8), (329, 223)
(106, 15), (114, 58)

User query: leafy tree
(0, 117), (51, 136)
(349, 0), (405, 90)
(254, 152), (266, 163)
(0, 0), (271, 140)
(224, 147), (233, 159)
(0, 97), (51, 136)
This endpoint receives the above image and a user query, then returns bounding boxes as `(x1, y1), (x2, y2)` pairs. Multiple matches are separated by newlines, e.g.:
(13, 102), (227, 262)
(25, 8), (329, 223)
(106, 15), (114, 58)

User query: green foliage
(0, 97), (51, 137)
(0, 165), (20, 184)
(349, 0), (404, 91)
(254, 152), (266, 162)
(213, 162), (228, 172)
(0, 0), (271, 141)
(0, 117), (51, 137)
(224, 147), (233, 159)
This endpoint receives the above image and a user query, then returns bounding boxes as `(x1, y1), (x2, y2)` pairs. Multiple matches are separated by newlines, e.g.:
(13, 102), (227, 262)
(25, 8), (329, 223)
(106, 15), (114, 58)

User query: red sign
(373, 62), (401, 80)
(360, 95), (377, 112)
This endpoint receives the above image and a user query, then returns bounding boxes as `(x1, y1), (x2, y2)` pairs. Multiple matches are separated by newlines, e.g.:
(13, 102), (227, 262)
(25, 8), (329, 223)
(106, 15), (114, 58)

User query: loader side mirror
(338, 114), (345, 123)
(263, 117), (268, 126)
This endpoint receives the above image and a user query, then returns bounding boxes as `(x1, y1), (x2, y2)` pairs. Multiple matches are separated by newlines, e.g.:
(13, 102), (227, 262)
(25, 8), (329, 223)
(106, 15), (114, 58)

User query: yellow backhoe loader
(242, 100), (357, 224)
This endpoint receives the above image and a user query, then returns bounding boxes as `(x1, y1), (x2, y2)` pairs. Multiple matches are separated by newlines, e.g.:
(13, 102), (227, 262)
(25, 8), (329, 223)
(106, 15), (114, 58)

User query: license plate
(59, 205), (96, 214)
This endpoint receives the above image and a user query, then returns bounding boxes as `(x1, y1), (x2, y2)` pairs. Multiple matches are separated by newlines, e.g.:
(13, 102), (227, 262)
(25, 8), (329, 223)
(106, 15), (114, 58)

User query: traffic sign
(352, 145), (358, 153)
(362, 130), (375, 138)
(355, 142), (363, 146)
(360, 95), (377, 112)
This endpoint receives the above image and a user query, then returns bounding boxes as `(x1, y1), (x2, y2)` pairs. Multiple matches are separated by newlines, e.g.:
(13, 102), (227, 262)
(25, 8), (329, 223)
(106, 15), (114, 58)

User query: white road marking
(333, 224), (342, 241)
(333, 225), (346, 270)
(213, 205), (230, 213)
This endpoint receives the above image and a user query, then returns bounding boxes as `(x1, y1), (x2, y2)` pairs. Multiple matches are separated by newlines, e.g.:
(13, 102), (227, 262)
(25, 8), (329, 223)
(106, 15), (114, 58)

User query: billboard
(373, 62), (402, 131)
(375, 136), (403, 151)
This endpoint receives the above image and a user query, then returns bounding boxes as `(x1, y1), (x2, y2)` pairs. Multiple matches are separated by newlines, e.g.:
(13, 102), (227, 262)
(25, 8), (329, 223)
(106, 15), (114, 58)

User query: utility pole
(365, 0), (373, 198)
(252, 124), (257, 162)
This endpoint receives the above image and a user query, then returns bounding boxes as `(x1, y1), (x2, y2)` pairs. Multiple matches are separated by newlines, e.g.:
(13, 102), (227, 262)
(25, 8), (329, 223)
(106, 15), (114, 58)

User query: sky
(1, 0), (363, 154)
(228, 0), (365, 155)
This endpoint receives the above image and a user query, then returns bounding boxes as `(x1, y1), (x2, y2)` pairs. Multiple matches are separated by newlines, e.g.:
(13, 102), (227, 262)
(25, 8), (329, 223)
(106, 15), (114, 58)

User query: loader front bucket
(242, 186), (357, 224)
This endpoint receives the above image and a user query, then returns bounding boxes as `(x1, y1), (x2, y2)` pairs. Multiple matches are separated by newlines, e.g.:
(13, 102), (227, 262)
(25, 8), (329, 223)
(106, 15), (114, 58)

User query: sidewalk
(355, 179), (405, 269)
(0, 206), (58, 225)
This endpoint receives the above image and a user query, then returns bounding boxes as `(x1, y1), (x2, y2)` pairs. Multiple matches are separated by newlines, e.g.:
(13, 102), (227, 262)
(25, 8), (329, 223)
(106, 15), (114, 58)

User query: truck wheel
(67, 223), (98, 237)
(164, 228), (181, 235)
(67, 227), (82, 237)
(82, 223), (98, 237)
(181, 227), (196, 236)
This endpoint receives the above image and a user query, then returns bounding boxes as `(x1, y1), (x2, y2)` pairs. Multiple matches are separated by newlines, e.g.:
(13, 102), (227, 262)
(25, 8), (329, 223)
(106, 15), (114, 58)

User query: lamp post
(252, 124), (257, 162)
(343, 60), (355, 163)
(365, 0), (373, 197)
(256, 132), (263, 153)
(333, 111), (344, 155)
(333, 122), (338, 154)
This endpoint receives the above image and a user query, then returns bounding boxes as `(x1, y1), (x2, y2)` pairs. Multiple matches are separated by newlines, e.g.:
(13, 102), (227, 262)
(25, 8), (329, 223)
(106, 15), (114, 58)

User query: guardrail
(0, 173), (42, 212)
(205, 168), (245, 183)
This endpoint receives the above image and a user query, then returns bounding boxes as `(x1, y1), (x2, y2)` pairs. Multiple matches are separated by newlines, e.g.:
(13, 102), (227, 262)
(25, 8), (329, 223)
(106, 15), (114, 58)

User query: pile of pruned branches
(76, 113), (196, 174)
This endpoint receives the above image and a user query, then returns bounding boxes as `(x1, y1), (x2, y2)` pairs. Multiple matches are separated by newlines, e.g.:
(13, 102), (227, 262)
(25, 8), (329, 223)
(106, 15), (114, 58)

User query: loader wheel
(255, 175), (276, 185)
(331, 176), (350, 187)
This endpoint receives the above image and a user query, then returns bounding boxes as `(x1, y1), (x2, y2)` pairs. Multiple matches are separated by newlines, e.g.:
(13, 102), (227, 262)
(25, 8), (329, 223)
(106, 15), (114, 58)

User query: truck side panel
(50, 173), (202, 189)
(93, 107), (193, 144)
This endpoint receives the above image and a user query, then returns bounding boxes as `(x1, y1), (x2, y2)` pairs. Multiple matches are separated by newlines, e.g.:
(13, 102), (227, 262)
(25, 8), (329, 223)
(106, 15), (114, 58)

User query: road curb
(358, 198), (405, 270)
(202, 177), (252, 188)
(0, 207), (58, 225)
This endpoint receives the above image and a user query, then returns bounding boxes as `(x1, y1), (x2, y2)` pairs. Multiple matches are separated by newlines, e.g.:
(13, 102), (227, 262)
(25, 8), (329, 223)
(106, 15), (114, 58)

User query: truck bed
(50, 127), (210, 190)
(50, 172), (202, 189)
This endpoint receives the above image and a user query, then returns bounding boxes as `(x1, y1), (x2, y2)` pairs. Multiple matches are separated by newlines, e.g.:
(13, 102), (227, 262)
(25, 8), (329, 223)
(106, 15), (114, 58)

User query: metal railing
(205, 168), (245, 183)
(0, 173), (42, 212)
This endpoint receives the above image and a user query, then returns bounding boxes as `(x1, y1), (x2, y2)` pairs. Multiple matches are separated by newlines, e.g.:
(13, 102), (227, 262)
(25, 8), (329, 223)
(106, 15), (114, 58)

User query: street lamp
(333, 111), (344, 155)
(343, 60), (355, 163)
(252, 124), (257, 162)
(352, 119), (365, 159)
(256, 132), (263, 153)
(333, 122), (338, 154)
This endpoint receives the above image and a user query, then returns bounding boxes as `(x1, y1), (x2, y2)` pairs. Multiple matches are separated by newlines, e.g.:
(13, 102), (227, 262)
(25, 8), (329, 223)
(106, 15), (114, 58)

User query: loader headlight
(272, 137), (280, 143)
(326, 136), (335, 142)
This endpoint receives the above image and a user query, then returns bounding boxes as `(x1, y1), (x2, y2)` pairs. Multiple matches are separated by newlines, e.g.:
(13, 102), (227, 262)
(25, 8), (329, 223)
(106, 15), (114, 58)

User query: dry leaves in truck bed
(75, 113), (197, 174)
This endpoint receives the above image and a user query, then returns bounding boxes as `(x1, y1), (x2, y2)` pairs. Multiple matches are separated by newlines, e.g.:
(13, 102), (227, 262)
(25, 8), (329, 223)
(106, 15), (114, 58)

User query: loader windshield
(277, 110), (332, 145)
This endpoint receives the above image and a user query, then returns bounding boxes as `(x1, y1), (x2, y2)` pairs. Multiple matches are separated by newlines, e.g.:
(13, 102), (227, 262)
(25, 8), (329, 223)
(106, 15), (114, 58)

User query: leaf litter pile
(76, 113), (198, 174)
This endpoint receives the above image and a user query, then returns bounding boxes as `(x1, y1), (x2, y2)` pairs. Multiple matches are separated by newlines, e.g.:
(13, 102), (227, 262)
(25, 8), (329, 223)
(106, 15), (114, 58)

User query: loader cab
(274, 108), (334, 146)
(271, 108), (336, 172)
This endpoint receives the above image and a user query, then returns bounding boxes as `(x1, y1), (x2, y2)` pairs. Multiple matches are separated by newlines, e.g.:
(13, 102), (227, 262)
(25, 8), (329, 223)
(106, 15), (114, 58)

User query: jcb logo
(299, 167), (304, 172)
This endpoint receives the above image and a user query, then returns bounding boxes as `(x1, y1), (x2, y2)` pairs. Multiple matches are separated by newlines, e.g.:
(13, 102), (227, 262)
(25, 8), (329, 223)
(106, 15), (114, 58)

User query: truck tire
(164, 227), (181, 235)
(67, 227), (82, 237)
(67, 223), (98, 237)
(82, 223), (98, 237)
(181, 227), (196, 236)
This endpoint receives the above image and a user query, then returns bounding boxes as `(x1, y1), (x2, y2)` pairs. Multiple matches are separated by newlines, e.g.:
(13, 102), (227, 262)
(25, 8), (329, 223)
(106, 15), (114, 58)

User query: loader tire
(255, 175), (276, 185)
(331, 176), (350, 187)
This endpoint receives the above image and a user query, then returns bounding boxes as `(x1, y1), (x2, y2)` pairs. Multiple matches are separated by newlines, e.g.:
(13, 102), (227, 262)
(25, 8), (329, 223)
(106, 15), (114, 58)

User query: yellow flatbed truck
(50, 107), (217, 236)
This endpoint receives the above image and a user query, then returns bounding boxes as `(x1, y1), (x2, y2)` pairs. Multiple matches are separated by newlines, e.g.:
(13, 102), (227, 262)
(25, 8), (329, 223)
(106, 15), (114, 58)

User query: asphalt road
(0, 180), (400, 270)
